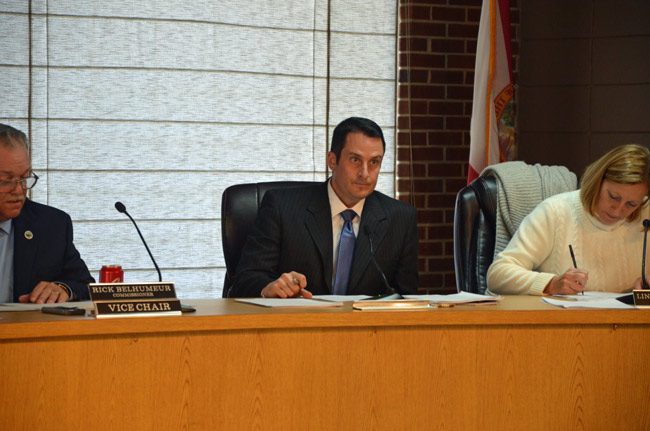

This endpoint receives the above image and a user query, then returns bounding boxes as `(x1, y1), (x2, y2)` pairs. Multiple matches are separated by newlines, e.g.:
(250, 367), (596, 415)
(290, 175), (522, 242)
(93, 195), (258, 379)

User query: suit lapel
(349, 193), (388, 292)
(304, 184), (334, 292)
(12, 201), (38, 297)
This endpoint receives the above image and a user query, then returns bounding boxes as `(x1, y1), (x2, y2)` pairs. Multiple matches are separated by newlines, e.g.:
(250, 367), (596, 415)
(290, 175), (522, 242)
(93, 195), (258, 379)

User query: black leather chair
(453, 175), (498, 294)
(220, 181), (318, 297)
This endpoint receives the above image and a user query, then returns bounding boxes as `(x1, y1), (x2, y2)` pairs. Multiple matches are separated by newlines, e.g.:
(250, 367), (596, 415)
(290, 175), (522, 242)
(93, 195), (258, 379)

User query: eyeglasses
(0, 173), (39, 191)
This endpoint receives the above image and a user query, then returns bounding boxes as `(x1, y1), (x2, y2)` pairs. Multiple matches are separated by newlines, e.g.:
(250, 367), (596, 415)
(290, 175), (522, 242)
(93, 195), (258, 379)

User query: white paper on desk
(554, 291), (626, 301)
(0, 301), (94, 312)
(404, 291), (501, 304)
(313, 295), (371, 302)
(542, 296), (633, 309)
(235, 298), (343, 308)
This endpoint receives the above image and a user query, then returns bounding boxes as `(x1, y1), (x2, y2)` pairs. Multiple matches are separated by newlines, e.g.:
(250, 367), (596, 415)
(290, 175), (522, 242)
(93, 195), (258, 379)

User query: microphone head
(114, 201), (127, 214)
(643, 219), (650, 229)
(363, 225), (371, 236)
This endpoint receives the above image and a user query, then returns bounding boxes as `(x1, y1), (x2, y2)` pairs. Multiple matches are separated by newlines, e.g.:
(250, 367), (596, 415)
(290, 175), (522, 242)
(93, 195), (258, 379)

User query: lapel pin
(24, 230), (33, 240)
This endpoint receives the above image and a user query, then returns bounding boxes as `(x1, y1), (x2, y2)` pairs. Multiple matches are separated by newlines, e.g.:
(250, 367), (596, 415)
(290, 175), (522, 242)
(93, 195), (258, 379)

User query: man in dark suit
(0, 124), (94, 303)
(230, 117), (419, 298)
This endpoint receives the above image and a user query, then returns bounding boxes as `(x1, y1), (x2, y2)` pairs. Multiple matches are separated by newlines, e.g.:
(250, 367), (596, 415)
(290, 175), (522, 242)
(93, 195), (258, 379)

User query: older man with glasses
(0, 124), (94, 303)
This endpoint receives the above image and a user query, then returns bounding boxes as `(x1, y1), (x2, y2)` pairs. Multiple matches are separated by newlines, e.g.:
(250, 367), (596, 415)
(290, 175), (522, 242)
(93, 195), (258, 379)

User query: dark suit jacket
(230, 182), (419, 297)
(12, 199), (94, 301)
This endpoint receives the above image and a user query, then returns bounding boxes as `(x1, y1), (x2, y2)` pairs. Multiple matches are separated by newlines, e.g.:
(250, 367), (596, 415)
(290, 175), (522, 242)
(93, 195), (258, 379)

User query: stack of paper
(404, 291), (501, 305)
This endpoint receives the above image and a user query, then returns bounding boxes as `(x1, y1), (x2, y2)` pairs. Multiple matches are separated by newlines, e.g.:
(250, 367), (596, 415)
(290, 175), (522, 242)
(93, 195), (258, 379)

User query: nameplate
(88, 282), (177, 301)
(88, 282), (180, 318)
(94, 299), (182, 319)
(633, 290), (650, 307)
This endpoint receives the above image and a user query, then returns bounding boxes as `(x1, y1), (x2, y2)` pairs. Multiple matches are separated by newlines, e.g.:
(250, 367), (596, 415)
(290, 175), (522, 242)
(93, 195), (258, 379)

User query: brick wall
(397, 0), (519, 294)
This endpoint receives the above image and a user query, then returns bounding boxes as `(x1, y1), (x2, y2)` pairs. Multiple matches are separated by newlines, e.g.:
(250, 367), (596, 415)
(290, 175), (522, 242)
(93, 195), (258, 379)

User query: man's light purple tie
(333, 209), (356, 295)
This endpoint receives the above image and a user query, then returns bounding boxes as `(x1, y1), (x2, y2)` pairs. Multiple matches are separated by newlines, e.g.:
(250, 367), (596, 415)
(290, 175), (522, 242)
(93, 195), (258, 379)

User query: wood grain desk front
(1, 296), (648, 430)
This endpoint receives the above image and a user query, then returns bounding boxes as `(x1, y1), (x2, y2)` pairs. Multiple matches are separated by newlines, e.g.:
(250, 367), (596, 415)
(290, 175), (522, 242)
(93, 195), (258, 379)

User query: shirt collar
(327, 179), (365, 219)
(585, 210), (628, 232)
(0, 219), (12, 235)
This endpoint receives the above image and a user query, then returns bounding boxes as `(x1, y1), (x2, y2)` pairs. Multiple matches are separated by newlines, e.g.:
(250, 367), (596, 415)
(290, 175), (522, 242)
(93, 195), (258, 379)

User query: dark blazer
(12, 199), (94, 301)
(230, 182), (419, 297)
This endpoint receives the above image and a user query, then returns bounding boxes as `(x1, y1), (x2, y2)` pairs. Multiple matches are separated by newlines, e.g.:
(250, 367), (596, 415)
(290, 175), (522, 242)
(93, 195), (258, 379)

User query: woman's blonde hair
(580, 144), (650, 222)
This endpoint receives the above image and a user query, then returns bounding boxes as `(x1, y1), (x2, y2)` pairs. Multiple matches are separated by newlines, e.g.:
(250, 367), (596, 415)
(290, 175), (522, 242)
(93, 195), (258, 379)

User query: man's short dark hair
(330, 117), (386, 161)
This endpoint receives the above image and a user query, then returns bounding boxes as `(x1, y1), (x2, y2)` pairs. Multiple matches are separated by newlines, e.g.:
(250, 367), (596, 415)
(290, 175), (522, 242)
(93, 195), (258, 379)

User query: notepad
(403, 291), (502, 304)
(352, 299), (431, 310)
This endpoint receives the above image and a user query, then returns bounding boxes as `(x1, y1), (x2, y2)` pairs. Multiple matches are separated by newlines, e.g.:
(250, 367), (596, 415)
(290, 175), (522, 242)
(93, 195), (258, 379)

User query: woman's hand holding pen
(543, 243), (589, 295)
(544, 268), (589, 295)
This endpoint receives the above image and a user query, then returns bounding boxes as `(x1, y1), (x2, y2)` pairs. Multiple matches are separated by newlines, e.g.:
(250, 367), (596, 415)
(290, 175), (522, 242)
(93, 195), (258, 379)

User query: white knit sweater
(487, 190), (649, 295)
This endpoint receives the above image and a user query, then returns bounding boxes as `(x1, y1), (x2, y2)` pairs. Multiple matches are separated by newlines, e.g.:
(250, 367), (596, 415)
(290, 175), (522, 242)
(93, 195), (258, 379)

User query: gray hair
(0, 124), (30, 152)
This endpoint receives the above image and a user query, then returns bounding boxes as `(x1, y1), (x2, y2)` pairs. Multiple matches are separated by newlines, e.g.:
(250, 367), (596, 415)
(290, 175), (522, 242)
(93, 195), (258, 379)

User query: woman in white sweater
(487, 144), (650, 295)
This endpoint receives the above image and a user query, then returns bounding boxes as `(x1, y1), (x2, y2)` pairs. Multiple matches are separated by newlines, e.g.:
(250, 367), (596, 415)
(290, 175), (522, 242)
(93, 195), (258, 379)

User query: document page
(314, 295), (371, 302)
(542, 291), (633, 309)
(0, 301), (95, 312)
(234, 298), (343, 308)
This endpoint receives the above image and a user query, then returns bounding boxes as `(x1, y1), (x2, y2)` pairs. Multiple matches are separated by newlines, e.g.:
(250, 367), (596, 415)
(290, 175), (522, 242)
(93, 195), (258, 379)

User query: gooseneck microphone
(642, 219), (650, 290)
(115, 201), (162, 282)
(364, 225), (402, 299)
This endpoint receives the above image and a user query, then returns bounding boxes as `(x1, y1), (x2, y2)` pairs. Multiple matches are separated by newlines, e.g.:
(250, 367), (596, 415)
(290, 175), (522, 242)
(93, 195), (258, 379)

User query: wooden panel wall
(518, 0), (650, 175)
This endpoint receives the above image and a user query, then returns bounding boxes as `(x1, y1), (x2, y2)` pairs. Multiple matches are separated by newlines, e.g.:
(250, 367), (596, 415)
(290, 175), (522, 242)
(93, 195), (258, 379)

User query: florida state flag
(468, 0), (516, 184)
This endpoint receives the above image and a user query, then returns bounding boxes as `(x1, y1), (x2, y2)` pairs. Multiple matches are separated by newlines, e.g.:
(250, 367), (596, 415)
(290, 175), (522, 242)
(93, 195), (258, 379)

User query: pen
(568, 244), (577, 268)
(568, 244), (583, 295)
